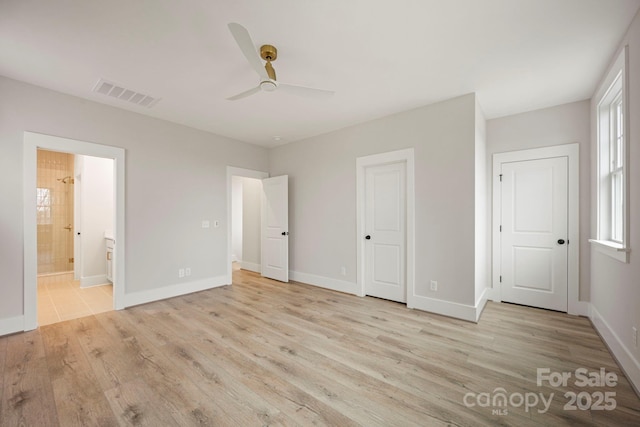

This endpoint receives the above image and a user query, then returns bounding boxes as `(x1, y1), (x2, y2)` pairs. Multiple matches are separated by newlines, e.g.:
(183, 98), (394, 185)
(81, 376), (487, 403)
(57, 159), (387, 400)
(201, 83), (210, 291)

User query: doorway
(226, 167), (269, 283)
(357, 149), (415, 305)
(230, 175), (264, 274)
(492, 144), (581, 314)
(24, 132), (126, 331)
(36, 149), (115, 325)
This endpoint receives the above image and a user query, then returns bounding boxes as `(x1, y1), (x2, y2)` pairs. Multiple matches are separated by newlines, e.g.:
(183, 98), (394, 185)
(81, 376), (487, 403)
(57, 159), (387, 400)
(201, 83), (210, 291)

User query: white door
(261, 175), (289, 282)
(364, 162), (406, 302)
(500, 157), (568, 312)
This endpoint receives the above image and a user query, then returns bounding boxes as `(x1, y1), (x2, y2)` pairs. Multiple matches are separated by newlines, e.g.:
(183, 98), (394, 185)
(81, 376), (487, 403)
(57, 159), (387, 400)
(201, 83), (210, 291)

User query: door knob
(281, 231), (289, 236)
(365, 235), (371, 240)
(557, 239), (565, 245)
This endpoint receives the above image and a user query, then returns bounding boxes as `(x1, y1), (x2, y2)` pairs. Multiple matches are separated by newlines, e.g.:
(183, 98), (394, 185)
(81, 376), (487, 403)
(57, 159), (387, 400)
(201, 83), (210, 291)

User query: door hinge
(499, 174), (503, 182)
(499, 275), (502, 283)
(499, 225), (502, 232)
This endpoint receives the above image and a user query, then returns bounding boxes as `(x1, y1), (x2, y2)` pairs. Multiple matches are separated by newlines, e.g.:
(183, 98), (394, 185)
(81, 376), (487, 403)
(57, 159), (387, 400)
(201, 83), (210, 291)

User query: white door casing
(23, 132), (125, 331)
(261, 175), (289, 282)
(364, 162), (407, 303)
(500, 157), (568, 312)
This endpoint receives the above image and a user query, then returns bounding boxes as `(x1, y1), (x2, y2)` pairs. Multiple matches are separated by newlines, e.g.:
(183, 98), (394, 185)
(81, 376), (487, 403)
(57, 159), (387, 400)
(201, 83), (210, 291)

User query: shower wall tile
(37, 149), (74, 274)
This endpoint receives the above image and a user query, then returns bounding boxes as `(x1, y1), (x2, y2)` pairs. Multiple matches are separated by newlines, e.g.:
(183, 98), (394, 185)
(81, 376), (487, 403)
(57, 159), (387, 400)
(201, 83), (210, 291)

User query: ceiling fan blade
(277, 83), (335, 99)
(227, 86), (261, 101)
(228, 23), (269, 81)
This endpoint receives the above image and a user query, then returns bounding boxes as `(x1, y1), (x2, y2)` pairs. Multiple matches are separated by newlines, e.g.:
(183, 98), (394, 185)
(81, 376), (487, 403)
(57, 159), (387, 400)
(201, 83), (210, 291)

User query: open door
(261, 175), (289, 282)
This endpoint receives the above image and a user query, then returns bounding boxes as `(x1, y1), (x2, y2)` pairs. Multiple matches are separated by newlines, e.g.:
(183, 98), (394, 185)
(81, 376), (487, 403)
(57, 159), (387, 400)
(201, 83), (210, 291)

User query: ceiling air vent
(92, 78), (160, 108)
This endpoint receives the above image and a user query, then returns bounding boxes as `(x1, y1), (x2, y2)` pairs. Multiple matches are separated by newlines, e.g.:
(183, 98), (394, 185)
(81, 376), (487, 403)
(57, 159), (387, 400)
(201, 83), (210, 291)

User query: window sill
(589, 239), (630, 263)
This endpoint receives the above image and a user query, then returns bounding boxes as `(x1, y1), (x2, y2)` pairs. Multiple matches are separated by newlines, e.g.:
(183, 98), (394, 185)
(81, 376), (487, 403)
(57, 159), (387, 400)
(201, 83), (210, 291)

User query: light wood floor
(38, 273), (113, 325)
(2, 269), (638, 426)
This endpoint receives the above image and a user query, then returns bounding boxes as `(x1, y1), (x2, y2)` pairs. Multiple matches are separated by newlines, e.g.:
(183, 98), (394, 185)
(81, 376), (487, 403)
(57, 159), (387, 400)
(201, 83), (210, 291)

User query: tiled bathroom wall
(37, 149), (75, 275)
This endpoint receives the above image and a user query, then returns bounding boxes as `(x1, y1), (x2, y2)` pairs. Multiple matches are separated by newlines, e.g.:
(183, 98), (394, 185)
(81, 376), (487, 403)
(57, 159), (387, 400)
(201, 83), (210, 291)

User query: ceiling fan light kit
(260, 80), (277, 92)
(226, 23), (334, 101)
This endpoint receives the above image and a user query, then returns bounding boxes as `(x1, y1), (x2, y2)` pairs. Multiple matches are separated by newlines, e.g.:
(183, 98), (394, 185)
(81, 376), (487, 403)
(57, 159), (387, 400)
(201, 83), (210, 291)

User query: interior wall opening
(231, 176), (263, 274)
(36, 148), (115, 326)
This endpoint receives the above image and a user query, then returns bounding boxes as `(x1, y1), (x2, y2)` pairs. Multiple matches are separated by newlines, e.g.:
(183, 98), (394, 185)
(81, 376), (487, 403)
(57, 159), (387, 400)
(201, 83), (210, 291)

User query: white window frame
(590, 46), (630, 263)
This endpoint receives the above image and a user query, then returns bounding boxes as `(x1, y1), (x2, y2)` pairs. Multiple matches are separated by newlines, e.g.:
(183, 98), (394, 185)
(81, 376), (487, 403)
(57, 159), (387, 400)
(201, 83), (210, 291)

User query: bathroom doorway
(36, 149), (115, 325)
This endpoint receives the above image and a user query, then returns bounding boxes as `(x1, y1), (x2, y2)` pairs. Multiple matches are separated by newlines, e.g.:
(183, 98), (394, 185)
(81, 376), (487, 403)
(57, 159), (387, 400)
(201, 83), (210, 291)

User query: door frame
(491, 143), (584, 315)
(226, 166), (269, 284)
(356, 148), (415, 305)
(23, 132), (126, 331)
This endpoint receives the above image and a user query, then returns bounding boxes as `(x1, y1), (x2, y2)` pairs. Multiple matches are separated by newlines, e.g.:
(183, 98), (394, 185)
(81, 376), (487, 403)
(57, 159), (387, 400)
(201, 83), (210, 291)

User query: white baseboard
(240, 261), (261, 273)
(80, 274), (109, 288)
(572, 301), (590, 317)
(288, 271), (484, 322)
(124, 275), (228, 308)
(290, 271), (359, 295)
(474, 287), (489, 322)
(231, 254), (239, 263)
(589, 304), (640, 395)
(0, 315), (25, 337)
(408, 293), (483, 323)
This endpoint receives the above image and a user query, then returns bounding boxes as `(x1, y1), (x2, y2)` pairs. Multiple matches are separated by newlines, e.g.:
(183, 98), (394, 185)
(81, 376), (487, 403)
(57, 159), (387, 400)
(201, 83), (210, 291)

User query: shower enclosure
(37, 149), (75, 275)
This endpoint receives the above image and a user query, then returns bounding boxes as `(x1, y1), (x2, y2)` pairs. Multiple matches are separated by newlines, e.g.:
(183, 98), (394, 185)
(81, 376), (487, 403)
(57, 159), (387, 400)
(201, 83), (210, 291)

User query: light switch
(214, 220), (220, 228)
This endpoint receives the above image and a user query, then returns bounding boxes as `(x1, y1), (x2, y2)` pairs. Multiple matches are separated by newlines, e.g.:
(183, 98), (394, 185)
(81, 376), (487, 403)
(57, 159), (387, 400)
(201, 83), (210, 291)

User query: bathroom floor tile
(37, 274), (113, 326)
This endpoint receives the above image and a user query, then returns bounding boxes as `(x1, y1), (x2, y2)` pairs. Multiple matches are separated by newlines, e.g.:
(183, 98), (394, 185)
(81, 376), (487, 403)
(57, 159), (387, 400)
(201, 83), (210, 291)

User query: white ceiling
(1, 0), (639, 147)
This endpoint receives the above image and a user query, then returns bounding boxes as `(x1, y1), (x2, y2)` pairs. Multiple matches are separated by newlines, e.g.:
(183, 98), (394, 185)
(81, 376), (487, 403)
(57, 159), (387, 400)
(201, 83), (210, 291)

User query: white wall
(241, 178), (262, 272)
(269, 94), (482, 318)
(78, 154), (114, 286)
(231, 176), (243, 263)
(589, 10), (640, 392)
(486, 100), (591, 301)
(0, 76), (268, 331)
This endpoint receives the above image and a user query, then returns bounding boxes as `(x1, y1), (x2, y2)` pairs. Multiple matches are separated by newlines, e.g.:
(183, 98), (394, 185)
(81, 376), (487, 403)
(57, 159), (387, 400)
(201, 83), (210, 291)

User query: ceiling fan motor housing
(260, 45), (277, 61)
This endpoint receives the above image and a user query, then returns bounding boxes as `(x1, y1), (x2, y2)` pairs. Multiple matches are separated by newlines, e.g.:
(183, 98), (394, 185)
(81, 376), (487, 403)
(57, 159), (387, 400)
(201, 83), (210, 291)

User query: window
(591, 47), (629, 262)
(36, 187), (52, 225)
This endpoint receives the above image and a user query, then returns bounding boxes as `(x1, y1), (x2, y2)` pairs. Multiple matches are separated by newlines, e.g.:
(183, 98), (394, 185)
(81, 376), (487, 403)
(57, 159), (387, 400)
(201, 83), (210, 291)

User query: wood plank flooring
(1, 269), (639, 426)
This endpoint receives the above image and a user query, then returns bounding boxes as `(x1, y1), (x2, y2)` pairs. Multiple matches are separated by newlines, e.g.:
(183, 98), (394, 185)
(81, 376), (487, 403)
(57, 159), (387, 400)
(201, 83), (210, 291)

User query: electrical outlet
(633, 327), (638, 347)
(202, 220), (210, 228)
(340, 266), (347, 276)
(185, 267), (191, 277)
(179, 268), (185, 278)
(430, 280), (438, 291)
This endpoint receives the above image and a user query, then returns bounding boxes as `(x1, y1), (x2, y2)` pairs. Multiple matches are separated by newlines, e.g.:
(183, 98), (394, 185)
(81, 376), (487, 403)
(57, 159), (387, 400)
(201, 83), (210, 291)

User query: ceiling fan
(226, 23), (334, 101)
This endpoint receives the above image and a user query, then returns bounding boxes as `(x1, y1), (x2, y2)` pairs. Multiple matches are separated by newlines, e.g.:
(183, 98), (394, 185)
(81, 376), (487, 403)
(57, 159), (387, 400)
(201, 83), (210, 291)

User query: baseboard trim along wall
(289, 271), (486, 322)
(240, 261), (261, 273)
(474, 288), (490, 322)
(289, 271), (360, 296)
(409, 293), (485, 323)
(80, 274), (110, 288)
(0, 315), (25, 337)
(589, 304), (640, 395)
(123, 276), (228, 308)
